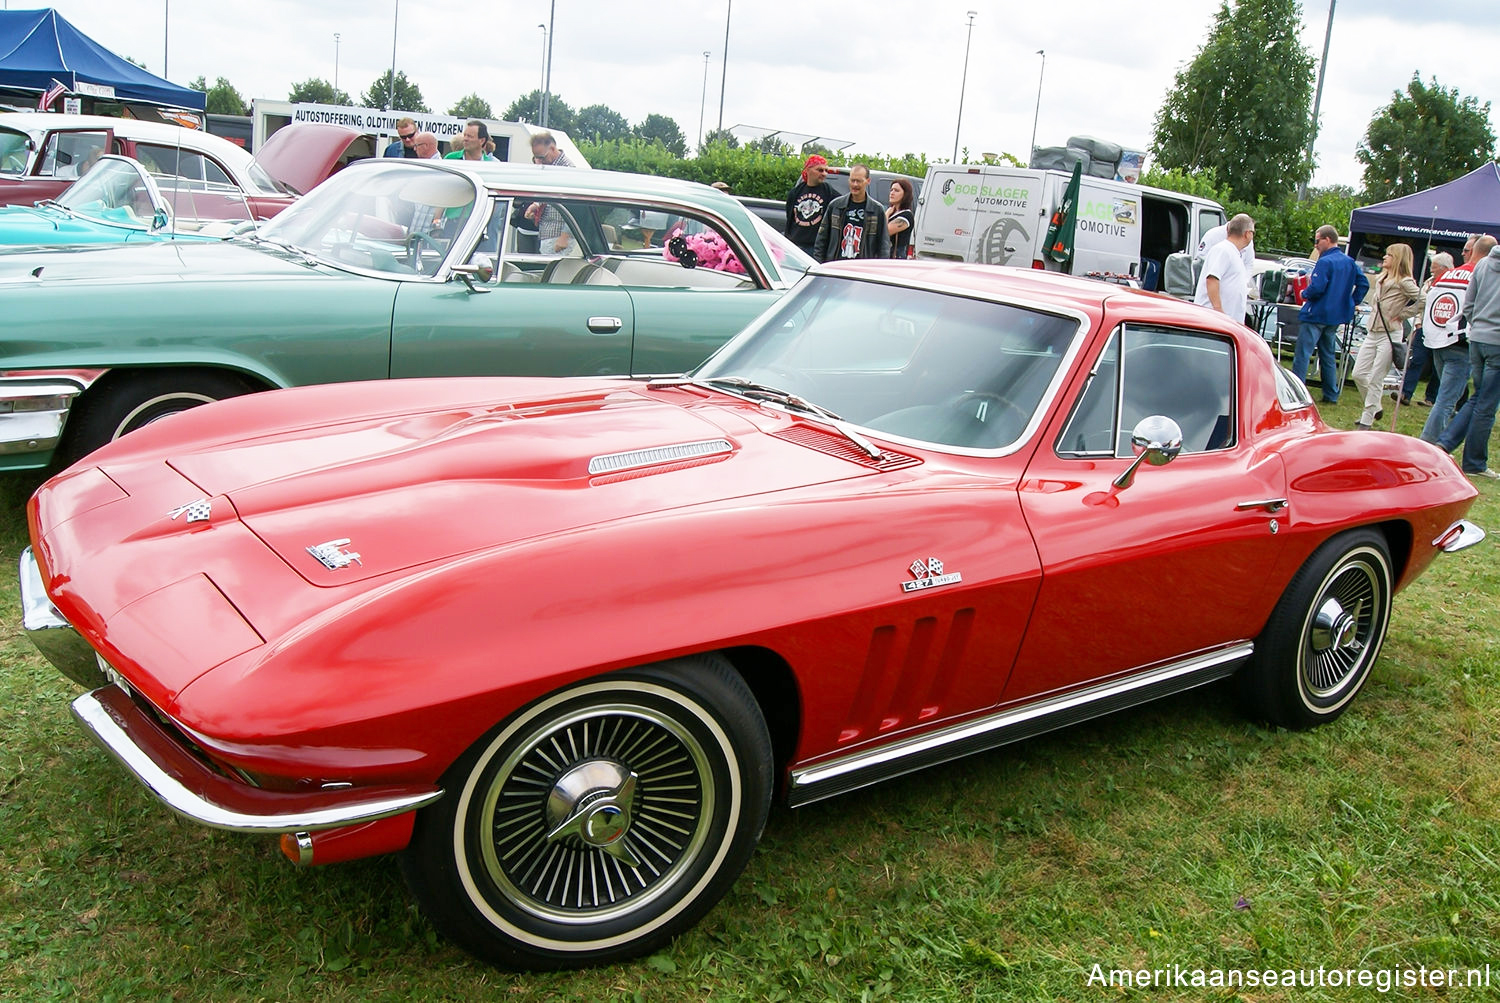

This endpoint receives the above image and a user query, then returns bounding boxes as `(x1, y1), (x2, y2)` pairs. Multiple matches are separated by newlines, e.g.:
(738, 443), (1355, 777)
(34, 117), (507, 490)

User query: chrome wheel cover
(476, 701), (714, 925)
(1300, 549), (1385, 703)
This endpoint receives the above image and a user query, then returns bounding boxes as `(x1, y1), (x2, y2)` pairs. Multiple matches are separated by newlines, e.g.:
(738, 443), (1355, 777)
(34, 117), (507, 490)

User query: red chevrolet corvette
(21, 262), (1484, 969)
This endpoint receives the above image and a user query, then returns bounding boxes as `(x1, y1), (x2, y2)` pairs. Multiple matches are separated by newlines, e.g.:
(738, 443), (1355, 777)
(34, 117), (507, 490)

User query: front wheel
(400, 655), (773, 970)
(61, 369), (256, 464)
(1238, 528), (1393, 729)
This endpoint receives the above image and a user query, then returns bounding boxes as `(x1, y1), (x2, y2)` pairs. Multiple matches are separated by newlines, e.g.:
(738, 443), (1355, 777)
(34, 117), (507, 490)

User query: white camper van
(912, 164), (1225, 292)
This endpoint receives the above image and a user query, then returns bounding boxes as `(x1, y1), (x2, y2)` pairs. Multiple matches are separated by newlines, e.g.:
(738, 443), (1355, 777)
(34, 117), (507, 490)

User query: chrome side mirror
(1112, 415), (1183, 489)
(451, 252), (494, 293)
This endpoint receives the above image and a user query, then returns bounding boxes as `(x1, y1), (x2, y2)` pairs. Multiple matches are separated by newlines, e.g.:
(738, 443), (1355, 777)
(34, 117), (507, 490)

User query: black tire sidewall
(1242, 528), (1393, 729)
(63, 370), (252, 463)
(401, 656), (772, 969)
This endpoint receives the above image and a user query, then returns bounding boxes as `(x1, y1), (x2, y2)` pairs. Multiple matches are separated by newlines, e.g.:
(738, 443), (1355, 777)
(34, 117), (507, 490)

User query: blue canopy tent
(0, 8), (205, 111)
(1349, 163), (1500, 277)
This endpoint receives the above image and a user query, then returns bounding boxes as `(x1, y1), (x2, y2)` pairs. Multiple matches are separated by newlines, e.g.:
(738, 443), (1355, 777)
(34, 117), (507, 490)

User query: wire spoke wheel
(481, 703), (711, 922)
(401, 656), (771, 969)
(1240, 529), (1392, 729)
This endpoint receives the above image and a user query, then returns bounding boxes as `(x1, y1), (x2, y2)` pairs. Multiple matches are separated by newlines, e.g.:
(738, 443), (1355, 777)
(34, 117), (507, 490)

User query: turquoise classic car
(0, 155), (245, 246)
(0, 159), (812, 470)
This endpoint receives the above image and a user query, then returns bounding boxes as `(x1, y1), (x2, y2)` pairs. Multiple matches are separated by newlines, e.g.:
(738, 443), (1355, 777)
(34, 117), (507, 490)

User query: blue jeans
(1420, 344), (1470, 443)
(1293, 321), (1342, 402)
(1438, 340), (1500, 473)
(1400, 336), (1436, 403)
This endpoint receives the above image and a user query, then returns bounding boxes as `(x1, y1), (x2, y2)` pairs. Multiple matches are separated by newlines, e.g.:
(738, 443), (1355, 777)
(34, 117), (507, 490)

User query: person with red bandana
(785, 154), (836, 253)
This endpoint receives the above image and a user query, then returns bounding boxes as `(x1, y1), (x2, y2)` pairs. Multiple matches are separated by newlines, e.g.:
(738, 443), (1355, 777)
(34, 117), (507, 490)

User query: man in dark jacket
(1293, 225), (1369, 403)
(813, 164), (890, 262)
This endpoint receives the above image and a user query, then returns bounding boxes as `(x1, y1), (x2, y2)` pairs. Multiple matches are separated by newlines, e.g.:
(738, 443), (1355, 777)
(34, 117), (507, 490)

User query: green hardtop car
(0, 158), (812, 471)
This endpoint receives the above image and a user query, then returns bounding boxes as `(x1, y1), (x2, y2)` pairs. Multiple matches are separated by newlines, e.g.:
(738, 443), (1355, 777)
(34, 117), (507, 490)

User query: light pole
(387, 0), (399, 110)
(334, 33), (341, 94)
(717, 0), (731, 131)
(1029, 50), (1046, 162)
(162, 0), (169, 78)
(542, 0), (557, 128)
(1301, 0), (1337, 199)
(537, 24), (548, 109)
(951, 11), (977, 163)
(698, 51), (712, 151)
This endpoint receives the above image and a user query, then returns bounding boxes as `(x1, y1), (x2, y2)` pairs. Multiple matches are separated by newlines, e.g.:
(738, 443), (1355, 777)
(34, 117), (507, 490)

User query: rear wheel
(61, 370), (255, 463)
(401, 655), (772, 970)
(1238, 529), (1393, 729)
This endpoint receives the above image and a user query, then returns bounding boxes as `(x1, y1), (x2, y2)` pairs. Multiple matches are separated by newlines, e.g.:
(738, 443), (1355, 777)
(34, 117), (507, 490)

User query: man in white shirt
(1194, 214), (1255, 323)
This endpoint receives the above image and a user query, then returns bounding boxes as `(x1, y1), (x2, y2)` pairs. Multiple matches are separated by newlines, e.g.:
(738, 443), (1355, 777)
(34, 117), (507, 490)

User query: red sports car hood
(158, 384), (895, 586)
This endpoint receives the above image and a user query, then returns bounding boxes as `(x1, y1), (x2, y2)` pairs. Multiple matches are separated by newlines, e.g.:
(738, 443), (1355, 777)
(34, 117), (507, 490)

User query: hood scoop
(588, 439), (733, 476)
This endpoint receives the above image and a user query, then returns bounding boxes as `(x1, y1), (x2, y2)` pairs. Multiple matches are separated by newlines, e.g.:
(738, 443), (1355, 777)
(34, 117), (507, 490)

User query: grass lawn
(1, 390), (1496, 1002)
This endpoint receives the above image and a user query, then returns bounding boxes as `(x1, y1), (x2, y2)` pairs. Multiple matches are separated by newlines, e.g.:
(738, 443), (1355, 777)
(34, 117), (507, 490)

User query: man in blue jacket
(1293, 226), (1369, 403)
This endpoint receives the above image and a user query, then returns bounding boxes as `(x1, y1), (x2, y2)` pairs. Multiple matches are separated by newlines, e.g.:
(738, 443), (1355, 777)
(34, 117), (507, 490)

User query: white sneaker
(1466, 468), (1500, 480)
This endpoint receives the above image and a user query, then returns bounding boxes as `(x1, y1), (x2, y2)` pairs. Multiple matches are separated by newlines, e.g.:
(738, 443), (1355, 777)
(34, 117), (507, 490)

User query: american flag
(38, 79), (68, 111)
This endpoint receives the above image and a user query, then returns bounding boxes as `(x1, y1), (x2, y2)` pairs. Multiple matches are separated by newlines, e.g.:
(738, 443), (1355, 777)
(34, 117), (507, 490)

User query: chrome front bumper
(0, 376), (89, 459)
(21, 547), (443, 833)
(19, 546), (106, 688)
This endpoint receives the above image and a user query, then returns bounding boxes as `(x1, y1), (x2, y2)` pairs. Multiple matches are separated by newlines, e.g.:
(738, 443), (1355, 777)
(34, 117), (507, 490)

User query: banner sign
(290, 102), (468, 139)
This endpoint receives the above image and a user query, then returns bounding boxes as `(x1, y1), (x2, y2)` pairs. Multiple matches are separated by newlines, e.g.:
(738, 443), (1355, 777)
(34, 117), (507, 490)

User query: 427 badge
(902, 557), (962, 593)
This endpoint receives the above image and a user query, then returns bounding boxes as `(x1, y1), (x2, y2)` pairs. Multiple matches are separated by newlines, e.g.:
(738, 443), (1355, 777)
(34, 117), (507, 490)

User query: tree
(503, 90), (576, 135)
(1356, 75), (1496, 202)
(361, 70), (428, 113)
(1149, 0), (1315, 204)
(633, 114), (687, 158)
(288, 78), (351, 105)
(575, 103), (631, 143)
(701, 127), (739, 151)
(448, 93), (493, 119)
(189, 75), (248, 116)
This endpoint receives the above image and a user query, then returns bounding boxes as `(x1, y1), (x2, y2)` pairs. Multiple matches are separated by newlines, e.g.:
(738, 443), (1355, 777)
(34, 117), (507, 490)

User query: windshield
(0, 127), (30, 175)
(259, 161), (478, 276)
(695, 274), (1081, 452)
(747, 212), (814, 280)
(55, 157), (162, 227)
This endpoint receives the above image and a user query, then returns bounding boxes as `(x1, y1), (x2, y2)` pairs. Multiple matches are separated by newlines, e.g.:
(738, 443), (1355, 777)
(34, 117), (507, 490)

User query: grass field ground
(1, 391), (1496, 1001)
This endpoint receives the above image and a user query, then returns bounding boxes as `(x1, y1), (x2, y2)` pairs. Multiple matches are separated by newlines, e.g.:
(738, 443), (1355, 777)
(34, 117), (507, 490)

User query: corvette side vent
(774, 425), (921, 471)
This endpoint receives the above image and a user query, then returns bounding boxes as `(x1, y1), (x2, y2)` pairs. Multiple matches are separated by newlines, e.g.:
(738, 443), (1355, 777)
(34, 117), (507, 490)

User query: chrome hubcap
(1303, 557), (1381, 699)
(1311, 596), (1360, 653)
(544, 760), (642, 866)
(478, 705), (713, 921)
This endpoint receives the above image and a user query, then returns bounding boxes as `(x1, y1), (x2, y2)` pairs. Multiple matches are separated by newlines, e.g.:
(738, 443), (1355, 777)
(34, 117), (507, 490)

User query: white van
(912, 164), (1225, 292)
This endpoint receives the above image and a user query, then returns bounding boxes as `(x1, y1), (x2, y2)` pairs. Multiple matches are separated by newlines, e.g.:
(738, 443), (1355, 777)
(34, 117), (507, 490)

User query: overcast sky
(20, 0), (1500, 191)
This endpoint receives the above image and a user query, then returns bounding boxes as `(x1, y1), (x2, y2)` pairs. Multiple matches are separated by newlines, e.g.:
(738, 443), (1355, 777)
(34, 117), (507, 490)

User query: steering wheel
(404, 229), (446, 274)
(948, 391), (1029, 447)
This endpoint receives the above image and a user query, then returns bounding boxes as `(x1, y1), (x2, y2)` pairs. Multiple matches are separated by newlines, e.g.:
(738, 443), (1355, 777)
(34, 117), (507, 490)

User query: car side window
(134, 145), (233, 188)
(37, 131), (111, 178)
(1058, 325), (1235, 457)
(504, 198), (760, 292)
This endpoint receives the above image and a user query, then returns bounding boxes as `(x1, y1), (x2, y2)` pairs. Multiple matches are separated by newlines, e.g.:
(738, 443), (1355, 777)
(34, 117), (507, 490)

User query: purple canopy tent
(1349, 163), (1500, 276)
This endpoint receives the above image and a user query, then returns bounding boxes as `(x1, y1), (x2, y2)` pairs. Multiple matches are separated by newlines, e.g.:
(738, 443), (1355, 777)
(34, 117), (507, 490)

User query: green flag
(1043, 161), (1082, 272)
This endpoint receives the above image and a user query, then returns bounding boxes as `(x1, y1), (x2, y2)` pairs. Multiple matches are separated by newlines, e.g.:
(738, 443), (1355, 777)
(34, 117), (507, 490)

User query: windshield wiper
(248, 233), (318, 265)
(699, 377), (883, 459)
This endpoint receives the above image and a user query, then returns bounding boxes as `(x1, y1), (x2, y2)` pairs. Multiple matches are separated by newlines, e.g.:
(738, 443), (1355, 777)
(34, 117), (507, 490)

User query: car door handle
(587, 316), (623, 334)
(1236, 497), (1289, 513)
